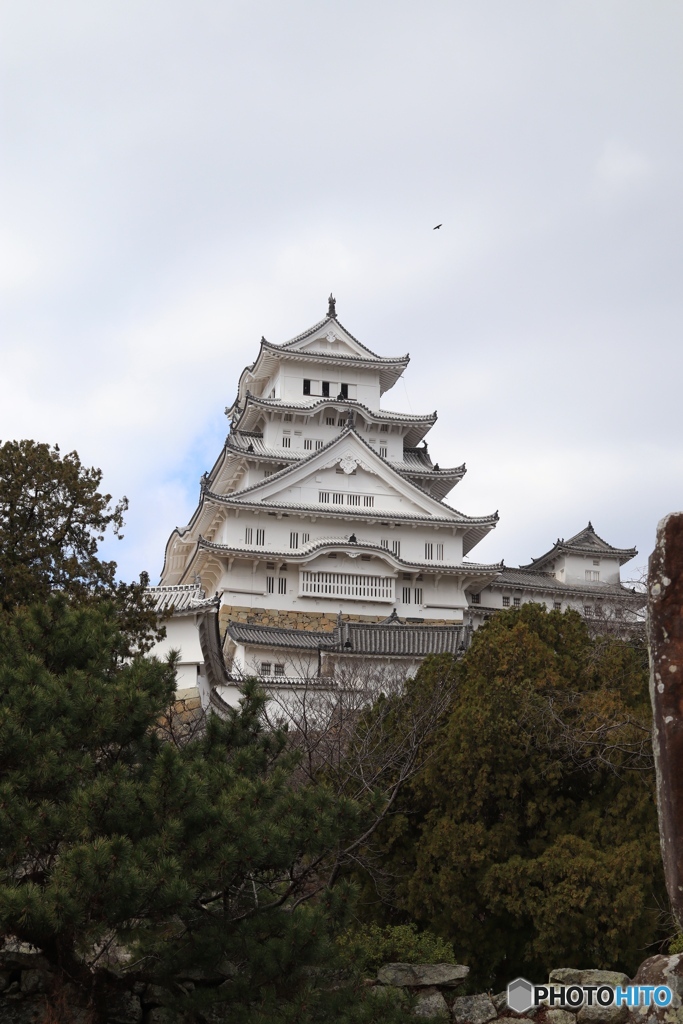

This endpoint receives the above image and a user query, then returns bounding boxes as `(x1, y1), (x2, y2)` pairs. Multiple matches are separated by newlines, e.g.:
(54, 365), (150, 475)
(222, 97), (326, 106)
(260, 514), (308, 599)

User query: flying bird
(433, 223), (442, 230)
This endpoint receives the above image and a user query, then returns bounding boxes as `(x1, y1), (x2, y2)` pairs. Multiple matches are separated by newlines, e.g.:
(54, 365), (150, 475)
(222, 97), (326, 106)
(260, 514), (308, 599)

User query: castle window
(256, 528), (265, 545)
(284, 414), (293, 422)
(554, 601), (562, 610)
(315, 440), (323, 449)
(502, 596), (510, 607)
(333, 492), (344, 504)
(302, 533), (310, 543)
(266, 576), (274, 593)
(513, 597), (521, 607)
(584, 605), (594, 617)
(274, 664), (285, 677)
(379, 446), (387, 458)
(278, 577), (287, 594)
(326, 417), (336, 425)
(381, 539), (389, 549)
(303, 380), (311, 395)
(364, 495), (374, 507)
(585, 570), (600, 582)
(347, 494), (361, 506)
(593, 559), (600, 566)
(470, 593), (480, 605)
(337, 419), (345, 426)
(392, 540), (401, 556)
(300, 570), (393, 601)
(380, 424), (388, 432)
(436, 543), (444, 560)
(245, 527), (253, 544)
(322, 381), (330, 397)
(260, 662), (271, 676)
(304, 439), (312, 450)
(402, 587), (411, 604)
(425, 543), (434, 560)
(290, 532), (299, 549)
(319, 491), (330, 503)
(282, 436), (291, 448)
(338, 383), (349, 399)
(414, 588), (423, 604)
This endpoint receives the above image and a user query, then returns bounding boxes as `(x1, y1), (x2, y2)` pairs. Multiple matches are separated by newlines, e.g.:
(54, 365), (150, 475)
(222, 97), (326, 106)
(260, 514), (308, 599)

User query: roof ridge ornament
(328, 293), (336, 318)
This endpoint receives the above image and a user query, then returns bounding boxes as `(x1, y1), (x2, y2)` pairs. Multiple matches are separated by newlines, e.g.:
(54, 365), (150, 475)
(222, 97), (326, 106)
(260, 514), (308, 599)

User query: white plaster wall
(152, 615), (204, 664)
(277, 359), (381, 409)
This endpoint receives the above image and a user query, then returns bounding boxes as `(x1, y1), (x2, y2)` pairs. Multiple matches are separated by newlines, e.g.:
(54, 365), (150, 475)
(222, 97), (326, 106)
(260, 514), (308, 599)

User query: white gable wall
(555, 553), (621, 585)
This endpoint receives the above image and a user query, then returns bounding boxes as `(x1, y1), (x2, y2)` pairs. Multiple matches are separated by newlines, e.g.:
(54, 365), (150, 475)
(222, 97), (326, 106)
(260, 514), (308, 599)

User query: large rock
(413, 987), (449, 1018)
(451, 993), (498, 1024)
(628, 954), (683, 1024)
(577, 1005), (628, 1024)
(547, 1011), (578, 1024)
(0, 997), (47, 1023)
(20, 970), (47, 996)
(377, 963), (469, 988)
(547, 971), (631, 1023)
(0, 953), (51, 973)
(105, 988), (143, 1024)
(493, 991), (538, 1018)
(549, 970), (630, 988)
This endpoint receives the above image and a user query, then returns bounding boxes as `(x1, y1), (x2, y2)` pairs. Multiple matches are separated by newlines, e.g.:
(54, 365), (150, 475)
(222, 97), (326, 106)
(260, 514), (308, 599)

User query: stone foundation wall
(218, 604), (456, 633)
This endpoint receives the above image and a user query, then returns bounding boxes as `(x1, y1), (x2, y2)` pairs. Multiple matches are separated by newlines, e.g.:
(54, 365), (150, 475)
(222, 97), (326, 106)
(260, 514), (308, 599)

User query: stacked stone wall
(218, 603), (456, 633)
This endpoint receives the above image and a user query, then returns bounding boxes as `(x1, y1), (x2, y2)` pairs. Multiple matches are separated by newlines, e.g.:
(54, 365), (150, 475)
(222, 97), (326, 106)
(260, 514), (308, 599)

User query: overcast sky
(2, 1), (681, 583)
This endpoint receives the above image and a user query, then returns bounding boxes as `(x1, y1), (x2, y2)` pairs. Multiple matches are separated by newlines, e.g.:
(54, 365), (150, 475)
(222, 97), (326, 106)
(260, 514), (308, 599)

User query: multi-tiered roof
(159, 297), (500, 597)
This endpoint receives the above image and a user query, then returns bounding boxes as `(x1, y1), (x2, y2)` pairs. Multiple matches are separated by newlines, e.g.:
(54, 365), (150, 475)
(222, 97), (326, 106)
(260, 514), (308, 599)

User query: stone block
(106, 989), (143, 1024)
(0, 996), (47, 1023)
(577, 1005), (628, 1024)
(413, 987), (449, 1018)
(451, 993), (498, 1024)
(377, 963), (469, 987)
(20, 970), (46, 995)
(627, 953), (683, 1024)
(548, 1010), (578, 1024)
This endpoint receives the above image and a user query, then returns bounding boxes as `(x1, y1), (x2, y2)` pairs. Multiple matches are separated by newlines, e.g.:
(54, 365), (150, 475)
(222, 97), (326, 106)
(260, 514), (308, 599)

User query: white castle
(150, 298), (642, 708)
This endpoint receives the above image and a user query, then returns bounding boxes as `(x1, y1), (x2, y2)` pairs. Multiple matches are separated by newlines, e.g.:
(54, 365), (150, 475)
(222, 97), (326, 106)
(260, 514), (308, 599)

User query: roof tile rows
(225, 612), (466, 657)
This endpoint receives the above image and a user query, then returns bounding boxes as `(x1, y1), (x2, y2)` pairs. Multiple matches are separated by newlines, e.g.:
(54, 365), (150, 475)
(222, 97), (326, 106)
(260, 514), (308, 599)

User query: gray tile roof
(340, 619), (465, 656)
(147, 583), (217, 613)
(521, 522), (637, 569)
(277, 312), (407, 364)
(202, 494), (498, 528)
(237, 393), (437, 426)
(225, 613), (466, 658)
(198, 535), (502, 574)
(487, 567), (643, 600)
(226, 622), (338, 650)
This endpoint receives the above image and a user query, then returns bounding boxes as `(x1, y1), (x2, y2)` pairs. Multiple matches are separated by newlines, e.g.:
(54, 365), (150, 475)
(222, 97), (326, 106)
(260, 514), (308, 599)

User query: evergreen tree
(0, 439), (160, 653)
(0, 596), (412, 1022)
(355, 605), (665, 989)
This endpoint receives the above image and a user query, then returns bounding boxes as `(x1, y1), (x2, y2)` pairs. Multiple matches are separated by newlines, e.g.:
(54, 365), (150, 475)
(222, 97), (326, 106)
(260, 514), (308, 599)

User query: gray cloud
(1, 0), (681, 581)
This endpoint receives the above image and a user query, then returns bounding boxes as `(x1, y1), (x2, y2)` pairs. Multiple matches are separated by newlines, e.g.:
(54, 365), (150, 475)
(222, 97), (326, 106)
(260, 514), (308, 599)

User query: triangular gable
(279, 320), (384, 361)
(563, 524), (616, 552)
(228, 430), (464, 520)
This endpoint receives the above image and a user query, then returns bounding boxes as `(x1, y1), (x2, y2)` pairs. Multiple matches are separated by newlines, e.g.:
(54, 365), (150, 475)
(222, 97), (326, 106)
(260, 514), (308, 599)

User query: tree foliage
(0, 439), (161, 653)
(355, 605), (664, 989)
(0, 595), (413, 1023)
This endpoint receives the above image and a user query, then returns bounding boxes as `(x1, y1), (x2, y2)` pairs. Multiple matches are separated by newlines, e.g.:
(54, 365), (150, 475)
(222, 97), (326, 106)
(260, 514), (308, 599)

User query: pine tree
(0, 595), (412, 1023)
